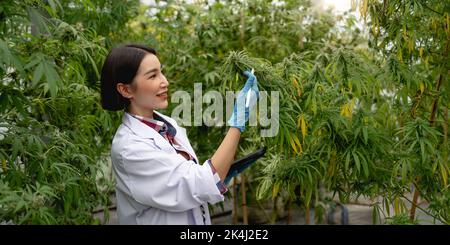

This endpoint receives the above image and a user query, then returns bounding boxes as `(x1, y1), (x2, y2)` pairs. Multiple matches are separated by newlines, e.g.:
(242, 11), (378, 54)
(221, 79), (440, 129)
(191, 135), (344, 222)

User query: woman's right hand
(227, 70), (259, 132)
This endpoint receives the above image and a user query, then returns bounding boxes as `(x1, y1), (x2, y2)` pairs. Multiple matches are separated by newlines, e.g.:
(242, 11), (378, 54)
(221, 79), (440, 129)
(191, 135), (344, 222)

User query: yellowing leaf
(2, 159), (6, 172)
(372, 20), (379, 36)
(397, 49), (403, 63)
(360, 0), (368, 21)
(419, 47), (424, 58)
(419, 82), (425, 94)
(300, 115), (307, 141)
(446, 13), (450, 35)
(328, 151), (337, 176)
(341, 98), (356, 119)
(292, 76), (299, 88)
(289, 137), (298, 154)
(408, 39), (414, 53)
(440, 163), (448, 187)
(394, 197), (400, 215)
(292, 76), (302, 97)
(272, 181), (281, 200)
(292, 134), (302, 154)
(350, 0), (357, 11)
(340, 104), (349, 117)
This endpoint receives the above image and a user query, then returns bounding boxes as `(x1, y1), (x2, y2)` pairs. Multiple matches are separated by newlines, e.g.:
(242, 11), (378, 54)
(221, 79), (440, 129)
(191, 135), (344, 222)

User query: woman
(100, 44), (259, 225)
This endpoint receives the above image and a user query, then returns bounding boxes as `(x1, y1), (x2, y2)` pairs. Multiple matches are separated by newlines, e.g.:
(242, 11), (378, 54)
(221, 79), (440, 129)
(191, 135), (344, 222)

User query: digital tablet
(224, 147), (266, 185)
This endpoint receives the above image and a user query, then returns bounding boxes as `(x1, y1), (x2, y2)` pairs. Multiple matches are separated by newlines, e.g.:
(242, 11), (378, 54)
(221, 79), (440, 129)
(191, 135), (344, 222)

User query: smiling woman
(116, 50), (169, 118)
(99, 43), (259, 225)
(100, 44), (162, 112)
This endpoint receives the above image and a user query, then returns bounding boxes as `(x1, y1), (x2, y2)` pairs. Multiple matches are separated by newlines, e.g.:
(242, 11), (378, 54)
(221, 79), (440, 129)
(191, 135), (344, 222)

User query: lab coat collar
(123, 111), (156, 139)
(122, 110), (174, 140)
(122, 110), (199, 162)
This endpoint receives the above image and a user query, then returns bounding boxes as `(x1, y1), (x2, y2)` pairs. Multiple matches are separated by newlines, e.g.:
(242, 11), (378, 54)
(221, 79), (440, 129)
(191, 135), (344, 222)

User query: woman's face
(120, 53), (169, 112)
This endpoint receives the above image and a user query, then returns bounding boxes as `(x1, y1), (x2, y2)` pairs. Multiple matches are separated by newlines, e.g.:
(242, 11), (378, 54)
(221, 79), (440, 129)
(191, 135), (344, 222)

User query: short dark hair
(100, 44), (157, 111)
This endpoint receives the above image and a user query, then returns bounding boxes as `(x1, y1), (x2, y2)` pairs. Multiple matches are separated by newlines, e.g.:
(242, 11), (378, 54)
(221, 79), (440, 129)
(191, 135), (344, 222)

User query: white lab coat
(110, 110), (224, 225)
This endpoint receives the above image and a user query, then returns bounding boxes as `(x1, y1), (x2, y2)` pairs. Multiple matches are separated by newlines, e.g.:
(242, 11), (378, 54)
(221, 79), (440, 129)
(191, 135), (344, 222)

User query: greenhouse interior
(1, 0), (449, 229)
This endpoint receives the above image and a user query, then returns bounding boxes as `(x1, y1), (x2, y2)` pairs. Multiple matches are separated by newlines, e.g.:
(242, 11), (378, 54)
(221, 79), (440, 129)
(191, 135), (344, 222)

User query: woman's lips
(156, 92), (168, 98)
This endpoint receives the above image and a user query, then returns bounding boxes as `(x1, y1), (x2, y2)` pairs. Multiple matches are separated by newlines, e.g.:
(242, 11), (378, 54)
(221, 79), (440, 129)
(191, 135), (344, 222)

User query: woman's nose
(161, 74), (169, 87)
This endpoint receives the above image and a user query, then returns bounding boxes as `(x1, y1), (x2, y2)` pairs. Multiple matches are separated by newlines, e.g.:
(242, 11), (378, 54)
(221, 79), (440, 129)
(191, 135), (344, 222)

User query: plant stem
(305, 204), (310, 225)
(287, 197), (292, 224)
(270, 195), (278, 224)
(232, 177), (238, 224)
(409, 184), (420, 221)
(240, 173), (248, 224)
(402, 194), (441, 223)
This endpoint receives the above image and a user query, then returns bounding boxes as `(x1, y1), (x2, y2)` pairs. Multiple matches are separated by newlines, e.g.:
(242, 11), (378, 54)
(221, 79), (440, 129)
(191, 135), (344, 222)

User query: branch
(401, 194), (442, 223)
(422, 4), (444, 16)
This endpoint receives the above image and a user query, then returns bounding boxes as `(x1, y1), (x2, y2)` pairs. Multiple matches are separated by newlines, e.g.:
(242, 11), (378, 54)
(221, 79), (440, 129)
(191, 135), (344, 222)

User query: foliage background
(0, 0), (448, 224)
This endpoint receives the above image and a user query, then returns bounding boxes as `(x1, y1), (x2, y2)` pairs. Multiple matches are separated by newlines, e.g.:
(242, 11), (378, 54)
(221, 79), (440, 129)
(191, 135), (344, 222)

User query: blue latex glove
(227, 70), (259, 132)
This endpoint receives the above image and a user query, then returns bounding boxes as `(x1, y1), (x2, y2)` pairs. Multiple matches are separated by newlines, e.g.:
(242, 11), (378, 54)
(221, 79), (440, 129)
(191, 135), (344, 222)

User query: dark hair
(100, 44), (157, 111)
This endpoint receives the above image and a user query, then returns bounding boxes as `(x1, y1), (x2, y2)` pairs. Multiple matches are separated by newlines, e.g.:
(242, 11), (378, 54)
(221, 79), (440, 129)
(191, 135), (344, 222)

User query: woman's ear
(116, 83), (134, 99)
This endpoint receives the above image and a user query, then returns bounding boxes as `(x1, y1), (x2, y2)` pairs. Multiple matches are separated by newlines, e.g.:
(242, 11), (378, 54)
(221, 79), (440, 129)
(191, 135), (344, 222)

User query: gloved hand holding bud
(227, 69), (260, 132)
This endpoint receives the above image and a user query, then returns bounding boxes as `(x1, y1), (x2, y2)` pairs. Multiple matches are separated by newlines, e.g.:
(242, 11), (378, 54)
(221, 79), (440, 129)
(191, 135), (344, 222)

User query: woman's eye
(149, 74), (156, 79)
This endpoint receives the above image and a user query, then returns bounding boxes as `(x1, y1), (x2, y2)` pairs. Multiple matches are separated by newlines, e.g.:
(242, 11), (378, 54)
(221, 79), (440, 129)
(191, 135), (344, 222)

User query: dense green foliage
(0, 0), (140, 224)
(1, 0), (448, 224)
